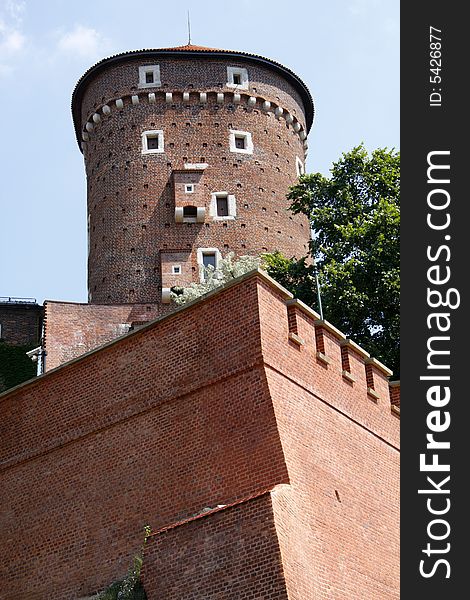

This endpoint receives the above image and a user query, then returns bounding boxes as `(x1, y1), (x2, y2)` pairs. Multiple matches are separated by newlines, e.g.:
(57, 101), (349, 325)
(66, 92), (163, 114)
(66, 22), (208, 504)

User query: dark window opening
(233, 73), (241, 85)
(147, 136), (159, 150)
(235, 136), (246, 149)
(145, 71), (154, 84)
(216, 195), (229, 217)
(183, 206), (198, 219)
(203, 253), (217, 269)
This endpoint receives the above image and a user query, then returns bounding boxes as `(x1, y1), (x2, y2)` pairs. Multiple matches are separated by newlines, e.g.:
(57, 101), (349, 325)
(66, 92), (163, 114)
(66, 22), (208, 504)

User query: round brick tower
(72, 45), (314, 305)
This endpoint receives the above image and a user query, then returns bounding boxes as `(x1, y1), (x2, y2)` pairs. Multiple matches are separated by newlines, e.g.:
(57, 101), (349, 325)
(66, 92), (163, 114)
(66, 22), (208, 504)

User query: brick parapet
(0, 270), (399, 598)
(2, 270), (399, 444)
(0, 302), (43, 346)
(256, 275), (399, 447)
(43, 300), (164, 371)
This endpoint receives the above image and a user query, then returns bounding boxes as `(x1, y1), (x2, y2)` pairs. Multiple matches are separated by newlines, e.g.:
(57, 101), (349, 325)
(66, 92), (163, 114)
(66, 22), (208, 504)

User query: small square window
(142, 130), (164, 154)
(229, 130), (253, 155)
(197, 248), (220, 281)
(210, 192), (236, 220)
(138, 65), (161, 88)
(185, 184), (195, 194)
(172, 265), (181, 275)
(235, 136), (246, 150)
(227, 66), (249, 90)
(147, 136), (159, 150)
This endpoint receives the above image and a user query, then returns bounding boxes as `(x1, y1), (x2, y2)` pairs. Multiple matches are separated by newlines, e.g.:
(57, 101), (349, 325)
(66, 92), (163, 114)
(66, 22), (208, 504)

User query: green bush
(0, 341), (37, 393)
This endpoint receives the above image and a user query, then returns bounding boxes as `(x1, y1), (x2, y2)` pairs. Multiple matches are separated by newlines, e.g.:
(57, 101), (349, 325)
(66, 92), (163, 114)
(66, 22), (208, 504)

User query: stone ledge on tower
(173, 166), (207, 224)
(160, 250), (193, 304)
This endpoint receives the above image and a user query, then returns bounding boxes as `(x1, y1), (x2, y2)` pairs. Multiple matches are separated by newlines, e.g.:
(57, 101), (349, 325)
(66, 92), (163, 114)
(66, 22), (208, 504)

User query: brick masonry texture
(78, 55), (311, 304)
(43, 300), (164, 371)
(142, 492), (289, 599)
(0, 271), (399, 599)
(0, 303), (43, 346)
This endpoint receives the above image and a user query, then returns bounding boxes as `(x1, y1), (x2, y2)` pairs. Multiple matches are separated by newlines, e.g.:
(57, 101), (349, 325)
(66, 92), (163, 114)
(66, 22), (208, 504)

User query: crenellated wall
(0, 270), (398, 599)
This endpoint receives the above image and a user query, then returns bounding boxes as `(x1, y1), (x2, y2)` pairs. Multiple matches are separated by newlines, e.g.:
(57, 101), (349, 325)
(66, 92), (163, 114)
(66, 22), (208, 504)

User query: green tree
(265, 145), (400, 376)
(98, 526), (151, 600)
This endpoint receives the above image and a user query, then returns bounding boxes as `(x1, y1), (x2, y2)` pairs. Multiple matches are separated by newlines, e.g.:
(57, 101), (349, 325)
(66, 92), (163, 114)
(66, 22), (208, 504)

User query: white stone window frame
(229, 130), (253, 155)
(138, 65), (161, 89)
(172, 265), (182, 275)
(184, 183), (195, 194)
(197, 247), (222, 282)
(209, 192), (237, 221)
(226, 66), (249, 90)
(296, 156), (305, 176)
(142, 130), (164, 154)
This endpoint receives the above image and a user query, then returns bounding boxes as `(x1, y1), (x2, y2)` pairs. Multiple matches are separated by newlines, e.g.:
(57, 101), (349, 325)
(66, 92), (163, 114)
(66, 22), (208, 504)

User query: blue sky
(0, 0), (399, 304)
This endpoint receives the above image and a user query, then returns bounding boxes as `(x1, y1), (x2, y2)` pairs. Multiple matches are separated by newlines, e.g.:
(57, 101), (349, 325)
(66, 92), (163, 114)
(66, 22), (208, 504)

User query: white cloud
(5, 0), (26, 23)
(0, 11), (26, 76)
(348, 0), (380, 16)
(0, 24), (25, 53)
(57, 24), (111, 61)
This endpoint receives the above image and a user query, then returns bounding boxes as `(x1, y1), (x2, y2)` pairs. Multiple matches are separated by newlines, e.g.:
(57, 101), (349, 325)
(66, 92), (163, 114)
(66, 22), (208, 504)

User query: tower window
(172, 265), (181, 275)
(227, 66), (249, 89)
(184, 183), (195, 194)
(229, 130), (253, 155)
(210, 192), (237, 220)
(202, 252), (216, 270)
(138, 65), (161, 88)
(197, 248), (221, 281)
(142, 130), (164, 154)
(216, 195), (228, 216)
(183, 206), (198, 220)
(147, 136), (159, 150)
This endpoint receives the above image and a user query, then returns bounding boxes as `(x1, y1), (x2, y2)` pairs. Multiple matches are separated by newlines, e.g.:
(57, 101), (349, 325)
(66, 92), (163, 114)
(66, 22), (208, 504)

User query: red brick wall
(79, 56), (310, 304)
(269, 373), (399, 599)
(43, 300), (163, 371)
(255, 283), (400, 599)
(142, 492), (289, 599)
(0, 303), (43, 346)
(0, 275), (289, 598)
(0, 272), (399, 599)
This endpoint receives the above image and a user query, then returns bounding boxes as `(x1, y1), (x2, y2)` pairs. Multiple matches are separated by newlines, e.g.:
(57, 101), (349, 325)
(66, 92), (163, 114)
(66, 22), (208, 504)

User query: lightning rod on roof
(187, 10), (191, 45)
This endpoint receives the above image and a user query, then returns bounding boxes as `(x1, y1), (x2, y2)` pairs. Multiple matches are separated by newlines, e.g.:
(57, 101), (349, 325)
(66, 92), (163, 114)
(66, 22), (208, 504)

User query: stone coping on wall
(0, 268), (399, 411)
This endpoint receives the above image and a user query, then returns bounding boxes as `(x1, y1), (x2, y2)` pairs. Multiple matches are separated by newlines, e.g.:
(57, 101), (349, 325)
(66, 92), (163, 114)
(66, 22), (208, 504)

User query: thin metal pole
(314, 263), (324, 320)
(187, 10), (191, 44)
(310, 228), (324, 319)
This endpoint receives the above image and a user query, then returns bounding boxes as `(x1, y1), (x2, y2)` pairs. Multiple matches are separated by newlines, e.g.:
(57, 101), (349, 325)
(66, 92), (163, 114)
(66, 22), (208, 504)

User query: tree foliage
(0, 342), (37, 393)
(97, 526), (151, 600)
(265, 145), (400, 376)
